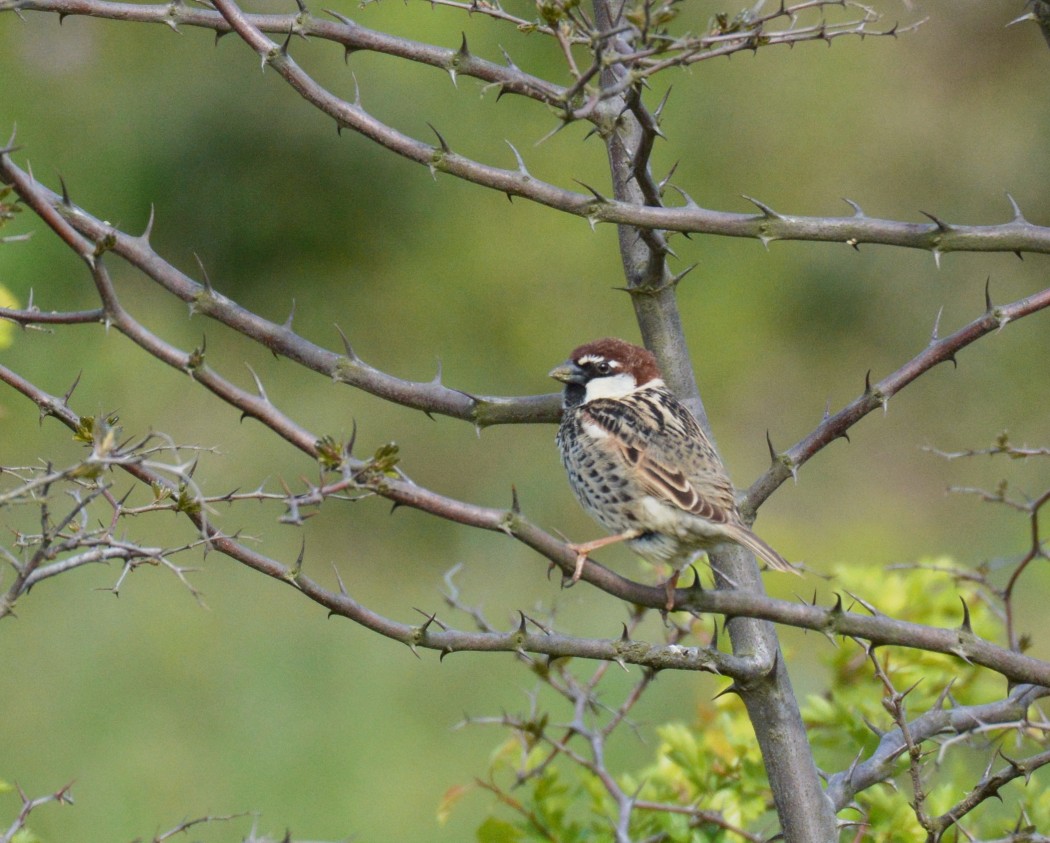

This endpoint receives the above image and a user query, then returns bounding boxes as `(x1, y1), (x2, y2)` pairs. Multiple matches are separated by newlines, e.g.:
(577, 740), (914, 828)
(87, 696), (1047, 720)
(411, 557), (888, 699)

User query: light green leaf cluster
(469, 562), (1050, 839)
(802, 562), (1000, 755)
(623, 707), (775, 840)
(0, 284), (15, 350)
(802, 563), (1049, 837)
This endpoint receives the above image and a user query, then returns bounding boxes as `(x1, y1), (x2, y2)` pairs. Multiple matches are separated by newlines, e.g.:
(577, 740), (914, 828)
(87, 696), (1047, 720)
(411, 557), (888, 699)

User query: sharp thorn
(140, 204), (156, 244)
(324, 8), (353, 24)
(829, 593), (844, 615)
(984, 277), (993, 311)
(933, 677), (956, 710)
(1005, 192), (1026, 222)
(844, 589), (879, 616)
(668, 263), (697, 286)
(346, 418), (358, 456)
(499, 44), (519, 70)
(335, 324), (357, 360)
(279, 25), (294, 57)
(58, 174), (72, 207)
(245, 363), (269, 403)
(505, 140), (529, 177)
(573, 179), (609, 203)
(427, 122), (451, 153)
(958, 595), (973, 634)
(331, 562), (348, 595)
(657, 159), (679, 191)
(930, 305), (944, 343)
(414, 608), (442, 634)
(652, 86), (672, 121)
(842, 197), (865, 217)
(667, 184), (699, 208)
(766, 429), (778, 463)
(742, 194), (781, 219)
(63, 370), (83, 404)
(2, 127), (19, 153)
(288, 536), (306, 580)
(920, 210), (951, 231)
(898, 677), (923, 701)
(687, 563), (703, 593)
(712, 681), (741, 700)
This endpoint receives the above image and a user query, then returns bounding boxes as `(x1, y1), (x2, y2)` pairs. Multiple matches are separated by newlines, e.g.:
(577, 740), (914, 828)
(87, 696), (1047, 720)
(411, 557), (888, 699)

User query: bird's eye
(595, 361), (611, 375)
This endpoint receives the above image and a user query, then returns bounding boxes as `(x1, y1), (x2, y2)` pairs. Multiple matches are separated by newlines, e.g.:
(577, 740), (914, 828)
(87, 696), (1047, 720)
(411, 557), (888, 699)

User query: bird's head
(549, 338), (663, 406)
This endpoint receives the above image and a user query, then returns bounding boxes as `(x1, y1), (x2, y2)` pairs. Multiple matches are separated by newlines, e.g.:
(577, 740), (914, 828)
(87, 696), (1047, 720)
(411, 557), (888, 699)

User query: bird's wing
(581, 394), (738, 524)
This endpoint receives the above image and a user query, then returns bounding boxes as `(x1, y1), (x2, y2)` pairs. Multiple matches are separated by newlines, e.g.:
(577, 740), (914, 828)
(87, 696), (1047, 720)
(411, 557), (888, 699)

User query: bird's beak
(549, 361), (586, 385)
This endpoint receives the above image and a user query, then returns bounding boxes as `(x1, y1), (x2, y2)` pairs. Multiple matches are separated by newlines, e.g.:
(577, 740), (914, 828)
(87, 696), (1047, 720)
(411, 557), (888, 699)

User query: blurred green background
(2, 1), (1050, 839)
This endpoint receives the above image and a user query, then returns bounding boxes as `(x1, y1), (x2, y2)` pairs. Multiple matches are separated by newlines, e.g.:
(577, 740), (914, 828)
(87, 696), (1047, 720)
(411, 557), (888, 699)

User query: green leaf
(476, 816), (524, 843)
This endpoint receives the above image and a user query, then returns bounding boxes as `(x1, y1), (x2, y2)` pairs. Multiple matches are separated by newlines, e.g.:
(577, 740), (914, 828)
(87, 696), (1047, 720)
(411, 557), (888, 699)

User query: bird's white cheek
(583, 373), (636, 401)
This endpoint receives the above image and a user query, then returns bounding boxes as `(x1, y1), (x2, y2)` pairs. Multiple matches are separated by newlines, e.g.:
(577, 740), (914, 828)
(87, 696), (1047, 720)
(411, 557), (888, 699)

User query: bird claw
(562, 529), (641, 586)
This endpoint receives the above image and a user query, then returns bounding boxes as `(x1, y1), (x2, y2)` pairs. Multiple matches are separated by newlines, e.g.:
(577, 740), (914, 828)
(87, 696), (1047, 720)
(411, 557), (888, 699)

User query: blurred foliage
(1, 1), (1050, 841)
(0, 284), (14, 349)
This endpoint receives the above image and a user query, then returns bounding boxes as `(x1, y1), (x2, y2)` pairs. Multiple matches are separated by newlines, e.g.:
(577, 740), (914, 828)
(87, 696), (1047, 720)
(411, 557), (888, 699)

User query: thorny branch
(3, 0), (1050, 835)
(0, 153), (560, 428)
(4, 3), (1047, 258)
(462, 611), (766, 843)
(0, 783), (74, 843)
(3, 337), (1050, 701)
(0, 0), (914, 95)
(6, 158), (1050, 525)
(0, 439), (217, 617)
(825, 677), (1050, 813)
(743, 285), (1050, 517)
(927, 747), (1050, 840)
(4, 345), (1050, 686)
(925, 434), (1050, 654)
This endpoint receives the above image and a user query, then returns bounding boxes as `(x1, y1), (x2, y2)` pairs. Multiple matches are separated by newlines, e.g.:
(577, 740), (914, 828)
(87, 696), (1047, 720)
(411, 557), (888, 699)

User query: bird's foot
(562, 529), (643, 585)
(662, 569), (681, 612)
(568, 547), (589, 585)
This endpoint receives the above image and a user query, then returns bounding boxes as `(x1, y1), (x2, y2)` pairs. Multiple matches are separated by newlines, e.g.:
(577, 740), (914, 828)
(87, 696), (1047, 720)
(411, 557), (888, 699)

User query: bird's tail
(732, 527), (801, 576)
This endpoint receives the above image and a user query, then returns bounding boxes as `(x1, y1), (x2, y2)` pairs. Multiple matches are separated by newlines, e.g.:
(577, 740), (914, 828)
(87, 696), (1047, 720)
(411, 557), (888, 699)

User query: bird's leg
(662, 569), (681, 612)
(566, 530), (643, 584)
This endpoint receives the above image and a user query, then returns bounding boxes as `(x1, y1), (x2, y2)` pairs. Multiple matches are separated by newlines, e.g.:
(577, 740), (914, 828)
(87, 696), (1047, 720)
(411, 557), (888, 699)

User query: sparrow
(550, 337), (797, 606)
